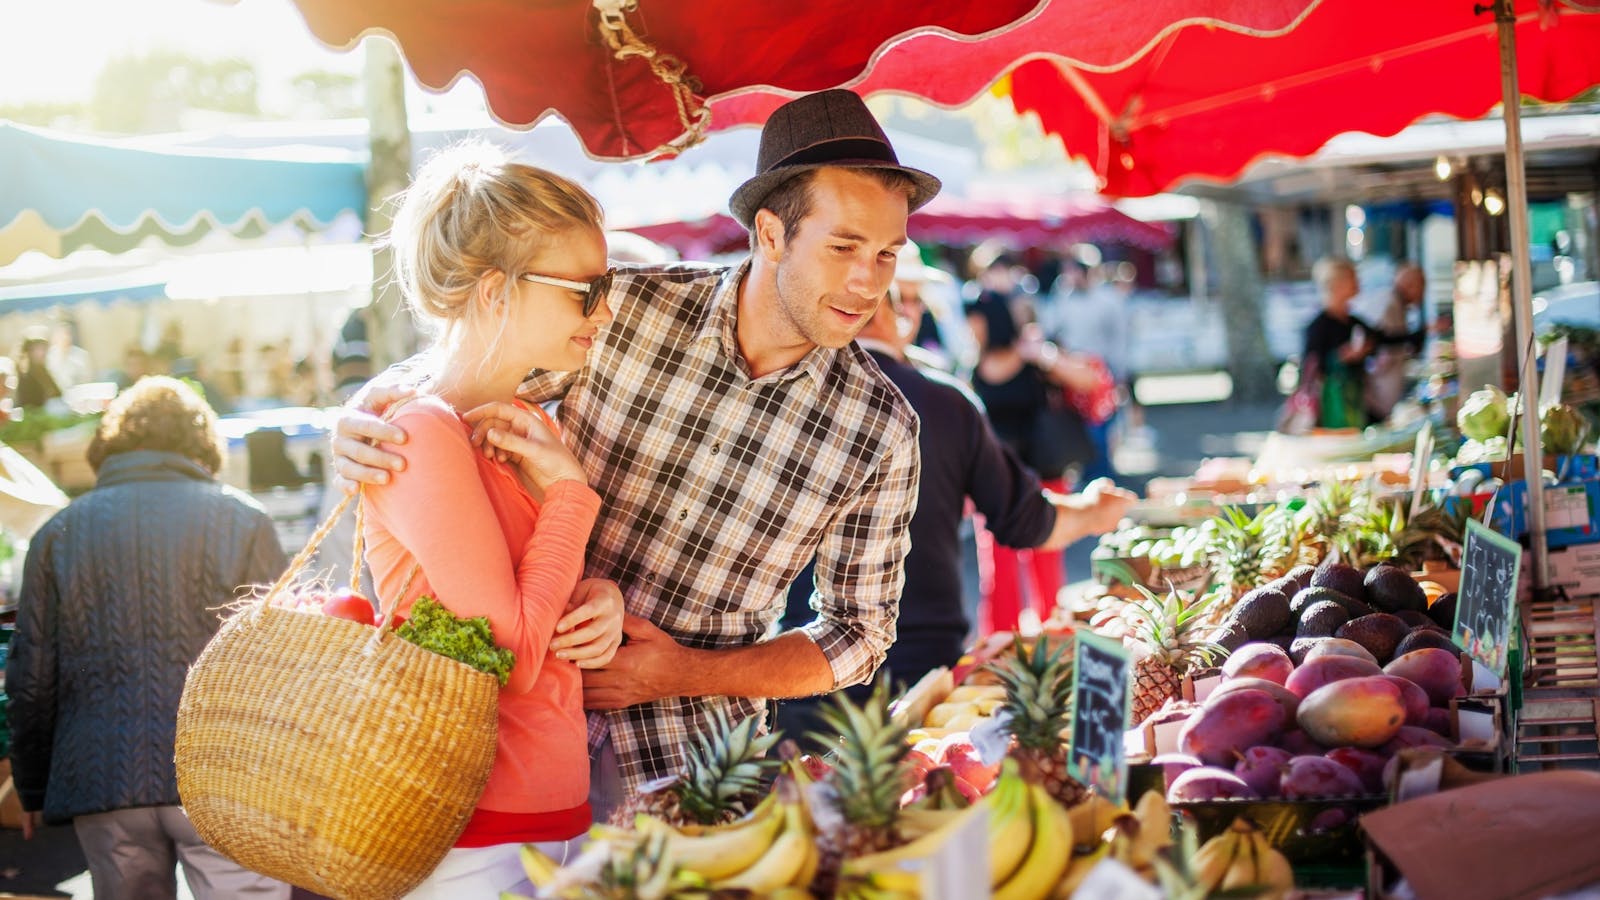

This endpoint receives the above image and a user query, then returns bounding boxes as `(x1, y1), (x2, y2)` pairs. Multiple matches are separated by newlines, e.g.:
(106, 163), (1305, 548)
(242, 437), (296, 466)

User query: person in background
(1364, 262), (1429, 422)
(14, 335), (62, 410)
(46, 318), (94, 391)
(0, 356), (17, 418)
(965, 295), (1108, 634)
(1302, 256), (1400, 429)
(778, 280), (1134, 738)
(5, 377), (290, 900)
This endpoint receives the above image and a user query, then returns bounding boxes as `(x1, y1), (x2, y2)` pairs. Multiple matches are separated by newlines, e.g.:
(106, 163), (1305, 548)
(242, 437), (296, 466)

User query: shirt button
(711, 442), (722, 454)
(677, 509), (688, 521)
(645, 573), (657, 584)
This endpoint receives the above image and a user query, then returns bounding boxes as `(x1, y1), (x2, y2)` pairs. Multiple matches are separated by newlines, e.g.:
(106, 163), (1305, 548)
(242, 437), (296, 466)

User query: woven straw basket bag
(176, 491), (499, 900)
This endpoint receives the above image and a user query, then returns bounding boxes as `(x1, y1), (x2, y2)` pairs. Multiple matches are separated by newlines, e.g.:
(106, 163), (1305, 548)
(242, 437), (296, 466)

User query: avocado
(1297, 600), (1351, 638)
(1230, 587), (1292, 639)
(1334, 613), (1412, 664)
(1394, 610), (1440, 631)
(1426, 593), (1458, 631)
(1393, 628), (1462, 658)
(1364, 565), (1428, 613)
(1291, 586), (1366, 622)
(1310, 562), (1366, 600)
(1284, 564), (1318, 591)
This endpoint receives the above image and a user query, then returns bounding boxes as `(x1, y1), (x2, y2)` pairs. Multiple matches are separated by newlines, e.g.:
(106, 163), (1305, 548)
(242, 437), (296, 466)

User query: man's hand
(330, 383), (413, 491)
(552, 578), (624, 669)
(582, 614), (688, 709)
(20, 810), (43, 840)
(1042, 477), (1137, 550)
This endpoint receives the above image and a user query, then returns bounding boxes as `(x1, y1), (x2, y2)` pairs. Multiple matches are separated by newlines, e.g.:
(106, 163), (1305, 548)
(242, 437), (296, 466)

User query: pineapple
(1124, 586), (1227, 725)
(611, 707), (780, 827)
(990, 635), (1089, 807)
(1207, 505), (1291, 600)
(808, 678), (914, 892)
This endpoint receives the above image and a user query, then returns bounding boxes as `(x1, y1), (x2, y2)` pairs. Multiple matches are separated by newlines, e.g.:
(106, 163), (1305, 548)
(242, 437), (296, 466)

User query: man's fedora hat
(728, 89), (941, 228)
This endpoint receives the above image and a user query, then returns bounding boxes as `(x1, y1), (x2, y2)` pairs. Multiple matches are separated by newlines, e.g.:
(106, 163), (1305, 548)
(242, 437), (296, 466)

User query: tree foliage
(90, 51), (259, 132)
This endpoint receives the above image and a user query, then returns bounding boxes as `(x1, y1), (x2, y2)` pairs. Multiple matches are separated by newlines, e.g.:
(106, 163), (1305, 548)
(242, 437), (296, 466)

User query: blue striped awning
(0, 122), (367, 265)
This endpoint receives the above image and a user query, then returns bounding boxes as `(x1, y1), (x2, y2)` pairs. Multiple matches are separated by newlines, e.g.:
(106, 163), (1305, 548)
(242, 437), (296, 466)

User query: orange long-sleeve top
(362, 396), (600, 843)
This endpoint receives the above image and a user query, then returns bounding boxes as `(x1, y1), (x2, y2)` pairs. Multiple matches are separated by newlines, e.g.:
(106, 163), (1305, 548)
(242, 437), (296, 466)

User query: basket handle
(258, 487), (420, 647)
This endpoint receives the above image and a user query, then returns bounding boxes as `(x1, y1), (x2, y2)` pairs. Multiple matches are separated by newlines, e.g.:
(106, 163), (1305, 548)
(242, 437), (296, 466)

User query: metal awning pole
(1496, 0), (1549, 591)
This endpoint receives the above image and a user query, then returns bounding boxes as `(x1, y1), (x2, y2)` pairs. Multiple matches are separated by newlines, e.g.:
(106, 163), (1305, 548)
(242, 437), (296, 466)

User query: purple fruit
(1421, 707), (1453, 737)
(1307, 807), (1354, 832)
(1379, 675), (1431, 726)
(1281, 755), (1365, 799)
(1382, 725), (1453, 753)
(1167, 766), (1260, 803)
(1383, 649), (1463, 706)
(1222, 643), (1295, 685)
(1150, 753), (1203, 792)
(1277, 729), (1324, 755)
(1208, 677), (1300, 724)
(1324, 747), (1388, 793)
(1285, 655), (1383, 699)
(1303, 637), (1379, 666)
(1234, 746), (1292, 797)
(1179, 689), (1287, 766)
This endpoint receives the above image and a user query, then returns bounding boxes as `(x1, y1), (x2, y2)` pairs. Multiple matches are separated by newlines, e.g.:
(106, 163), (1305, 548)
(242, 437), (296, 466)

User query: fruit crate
(1173, 795), (1387, 871)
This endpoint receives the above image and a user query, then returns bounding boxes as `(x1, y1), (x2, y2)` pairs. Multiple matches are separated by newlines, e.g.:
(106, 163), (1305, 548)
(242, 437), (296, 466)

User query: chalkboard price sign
(1068, 630), (1131, 803)
(1454, 518), (1521, 677)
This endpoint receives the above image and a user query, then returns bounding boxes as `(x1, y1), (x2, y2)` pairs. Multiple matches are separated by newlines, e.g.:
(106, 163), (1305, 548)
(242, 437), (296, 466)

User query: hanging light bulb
(1484, 189), (1505, 216)
(1435, 156), (1452, 181)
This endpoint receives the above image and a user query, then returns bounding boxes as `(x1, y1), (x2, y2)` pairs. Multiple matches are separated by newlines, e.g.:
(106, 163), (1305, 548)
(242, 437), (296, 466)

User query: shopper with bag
(5, 377), (290, 900)
(350, 143), (629, 897)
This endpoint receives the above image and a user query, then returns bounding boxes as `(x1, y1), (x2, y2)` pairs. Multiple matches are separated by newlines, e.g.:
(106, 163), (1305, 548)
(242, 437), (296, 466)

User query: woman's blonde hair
(387, 141), (604, 345)
(87, 376), (224, 475)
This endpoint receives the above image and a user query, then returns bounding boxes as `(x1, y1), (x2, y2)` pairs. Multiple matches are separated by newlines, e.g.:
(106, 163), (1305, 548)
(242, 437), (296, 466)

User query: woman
(1302, 256), (1416, 430)
(6, 377), (290, 899)
(14, 334), (61, 409)
(966, 294), (1102, 634)
(360, 143), (621, 897)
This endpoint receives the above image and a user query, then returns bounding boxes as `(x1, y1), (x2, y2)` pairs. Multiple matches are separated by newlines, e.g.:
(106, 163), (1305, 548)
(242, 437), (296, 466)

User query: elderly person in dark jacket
(5, 376), (289, 899)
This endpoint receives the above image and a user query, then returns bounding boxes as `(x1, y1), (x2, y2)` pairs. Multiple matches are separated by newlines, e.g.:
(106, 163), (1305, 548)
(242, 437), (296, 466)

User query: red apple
(941, 740), (1001, 793)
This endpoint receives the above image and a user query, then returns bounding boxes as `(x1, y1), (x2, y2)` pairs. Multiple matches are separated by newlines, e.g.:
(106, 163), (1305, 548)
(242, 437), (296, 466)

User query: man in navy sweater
(779, 273), (1134, 733)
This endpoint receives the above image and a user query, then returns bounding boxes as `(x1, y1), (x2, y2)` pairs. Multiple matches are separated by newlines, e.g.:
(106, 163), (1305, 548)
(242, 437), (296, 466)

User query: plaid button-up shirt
(518, 261), (920, 793)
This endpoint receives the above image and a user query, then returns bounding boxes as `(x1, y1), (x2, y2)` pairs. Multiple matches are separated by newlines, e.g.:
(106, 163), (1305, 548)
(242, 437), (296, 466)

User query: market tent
(276, 0), (1325, 160)
(0, 122), (367, 266)
(626, 196), (1174, 259)
(999, 0), (1600, 197)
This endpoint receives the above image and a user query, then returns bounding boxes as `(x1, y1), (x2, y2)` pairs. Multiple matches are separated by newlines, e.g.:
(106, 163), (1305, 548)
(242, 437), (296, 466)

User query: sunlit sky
(0, 0), (487, 113)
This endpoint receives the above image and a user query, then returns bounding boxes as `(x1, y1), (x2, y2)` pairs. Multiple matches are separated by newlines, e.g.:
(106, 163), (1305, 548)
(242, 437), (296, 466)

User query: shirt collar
(693, 258), (838, 386)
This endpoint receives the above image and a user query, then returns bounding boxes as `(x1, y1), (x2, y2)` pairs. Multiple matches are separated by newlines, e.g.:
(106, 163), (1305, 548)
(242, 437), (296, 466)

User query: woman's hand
(552, 578), (625, 669)
(330, 382), (414, 491)
(460, 401), (585, 493)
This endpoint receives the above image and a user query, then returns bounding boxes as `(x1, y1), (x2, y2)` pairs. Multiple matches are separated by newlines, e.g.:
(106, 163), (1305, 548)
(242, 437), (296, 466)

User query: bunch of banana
(517, 780), (817, 899)
(1189, 817), (1295, 897)
(1101, 790), (1175, 881)
(839, 761), (1075, 900)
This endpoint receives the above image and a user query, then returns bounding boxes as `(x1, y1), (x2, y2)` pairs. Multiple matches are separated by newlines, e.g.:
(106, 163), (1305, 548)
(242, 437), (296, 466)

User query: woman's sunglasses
(520, 267), (616, 317)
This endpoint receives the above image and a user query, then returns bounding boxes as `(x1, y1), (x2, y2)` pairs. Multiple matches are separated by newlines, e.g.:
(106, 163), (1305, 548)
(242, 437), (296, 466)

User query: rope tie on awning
(593, 0), (710, 156)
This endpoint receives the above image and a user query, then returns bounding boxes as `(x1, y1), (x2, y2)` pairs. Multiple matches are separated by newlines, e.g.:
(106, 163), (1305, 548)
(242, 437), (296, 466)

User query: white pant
(404, 839), (576, 899)
(73, 806), (289, 900)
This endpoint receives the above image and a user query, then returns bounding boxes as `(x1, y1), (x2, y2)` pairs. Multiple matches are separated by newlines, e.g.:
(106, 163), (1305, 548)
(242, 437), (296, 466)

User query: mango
(1302, 637), (1379, 666)
(1208, 677), (1300, 724)
(1324, 747), (1388, 793)
(1296, 676), (1405, 748)
(1221, 642), (1295, 685)
(1167, 766), (1259, 803)
(1383, 648), (1463, 706)
(1178, 689), (1286, 766)
(1285, 655), (1383, 699)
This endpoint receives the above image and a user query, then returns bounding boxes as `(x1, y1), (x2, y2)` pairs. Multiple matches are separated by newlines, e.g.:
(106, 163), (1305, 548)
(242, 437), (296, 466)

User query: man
(1365, 262), (1428, 422)
(332, 90), (935, 815)
(779, 278), (1135, 736)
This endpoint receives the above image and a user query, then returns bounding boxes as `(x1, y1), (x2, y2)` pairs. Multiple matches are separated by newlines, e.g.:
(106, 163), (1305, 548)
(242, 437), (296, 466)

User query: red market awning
(278, 0), (1326, 161)
(626, 196), (1174, 258)
(283, 0), (1040, 159)
(1002, 0), (1600, 197)
(708, 0), (1322, 129)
